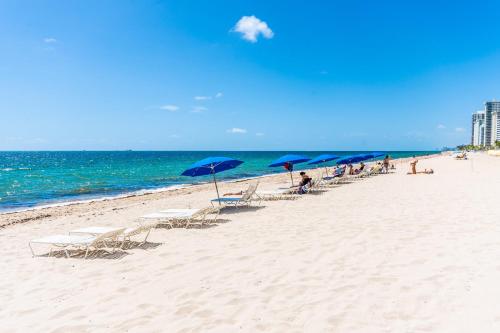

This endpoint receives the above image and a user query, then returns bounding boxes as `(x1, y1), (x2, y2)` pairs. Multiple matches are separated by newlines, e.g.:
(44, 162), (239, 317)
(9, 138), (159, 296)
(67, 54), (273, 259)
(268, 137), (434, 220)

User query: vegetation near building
(457, 140), (500, 151)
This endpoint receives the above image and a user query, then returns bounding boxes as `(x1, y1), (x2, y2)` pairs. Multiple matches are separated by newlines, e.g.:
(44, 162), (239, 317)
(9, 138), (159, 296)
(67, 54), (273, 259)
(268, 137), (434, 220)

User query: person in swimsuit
(408, 156), (418, 174)
(293, 172), (312, 194)
(383, 155), (390, 173)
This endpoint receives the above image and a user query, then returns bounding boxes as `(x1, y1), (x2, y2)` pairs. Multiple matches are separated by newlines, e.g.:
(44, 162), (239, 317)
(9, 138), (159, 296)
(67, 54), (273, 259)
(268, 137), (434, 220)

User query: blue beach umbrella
(307, 154), (340, 176)
(362, 152), (385, 160)
(336, 154), (367, 165)
(371, 152), (386, 158)
(181, 156), (244, 204)
(268, 154), (311, 186)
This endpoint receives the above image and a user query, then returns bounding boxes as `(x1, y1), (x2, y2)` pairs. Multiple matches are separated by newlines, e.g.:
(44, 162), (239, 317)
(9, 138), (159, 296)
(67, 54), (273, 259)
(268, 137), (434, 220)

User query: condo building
(471, 101), (500, 146)
(471, 111), (485, 146)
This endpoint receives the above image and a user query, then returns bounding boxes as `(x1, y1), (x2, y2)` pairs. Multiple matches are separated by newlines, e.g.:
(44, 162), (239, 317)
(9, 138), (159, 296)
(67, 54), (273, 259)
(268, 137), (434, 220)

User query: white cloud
(194, 96), (212, 101)
(191, 106), (208, 113)
(215, 92), (223, 98)
(160, 105), (180, 112)
(43, 37), (57, 43)
(227, 128), (247, 134)
(232, 15), (274, 43)
(255, 132), (264, 136)
(437, 124), (446, 129)
(455, 127), (465, 132)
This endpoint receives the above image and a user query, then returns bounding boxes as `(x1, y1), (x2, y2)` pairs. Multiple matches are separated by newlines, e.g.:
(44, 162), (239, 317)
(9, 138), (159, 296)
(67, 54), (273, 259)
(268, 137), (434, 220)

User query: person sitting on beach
(353, 162), (365, 175)
(418, 168), (434, 174)
(293, 171), (312, 194)
(348, 164), (354, 175)
(223, 190), (243, 196)
(298, 171), (312, 187)
(333, 166), (344, 177)
(370, 163), (381, 173)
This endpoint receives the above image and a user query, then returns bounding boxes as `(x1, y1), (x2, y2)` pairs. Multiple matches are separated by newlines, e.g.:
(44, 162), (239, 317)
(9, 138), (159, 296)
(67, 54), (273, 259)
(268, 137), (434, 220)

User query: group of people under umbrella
(181, 152), (388, 205)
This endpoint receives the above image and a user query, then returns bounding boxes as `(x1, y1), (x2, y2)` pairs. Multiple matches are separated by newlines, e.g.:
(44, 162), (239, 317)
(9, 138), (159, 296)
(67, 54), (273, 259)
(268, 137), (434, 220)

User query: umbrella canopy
(308, 153), (340, 177)
(361, 152), (385, 160)
(336, 154), (368, 165)
(181, 157), (243, 177)
(268, 154), (310, 186)
(307, 154), (340, 165)
(371, 152), (386, 158)
(181, 156), (244, 204)
(268, 154), (311, 167)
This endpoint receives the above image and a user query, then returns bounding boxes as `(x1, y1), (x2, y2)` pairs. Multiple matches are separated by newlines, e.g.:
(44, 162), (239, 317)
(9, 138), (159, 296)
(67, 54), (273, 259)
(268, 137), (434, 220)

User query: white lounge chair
(308, 177), (324, 192)
(256, 188), (298, 200)
(29, 228), (125, 259)
(211, 182), (260, 207)
(141, 207), (219, 228)
(185, 207), (221, 228)
(69, 221), (158, 248)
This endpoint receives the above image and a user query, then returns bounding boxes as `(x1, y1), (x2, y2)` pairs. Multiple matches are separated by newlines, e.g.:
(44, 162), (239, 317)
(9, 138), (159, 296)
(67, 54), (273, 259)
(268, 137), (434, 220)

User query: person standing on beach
(409, 156), (418, 174)
(383, 155), (390, 173)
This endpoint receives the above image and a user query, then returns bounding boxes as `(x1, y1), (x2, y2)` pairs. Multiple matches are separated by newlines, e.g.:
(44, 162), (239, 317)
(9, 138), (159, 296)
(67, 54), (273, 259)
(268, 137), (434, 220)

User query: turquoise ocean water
(0, 151), (436, 213)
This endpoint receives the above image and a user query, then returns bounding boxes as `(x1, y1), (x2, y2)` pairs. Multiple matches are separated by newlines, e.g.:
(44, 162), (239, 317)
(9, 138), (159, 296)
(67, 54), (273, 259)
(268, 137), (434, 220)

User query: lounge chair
(334, 168), (352, 183)
(69, 221), (158, 248)
(185, 207), (221, 228)
(29, 228), (125, 259)
(211, 182), (260, 207)
(307, 176), (326, 192)
(141, 207), (220, 228)
(255, 188), (298, 200)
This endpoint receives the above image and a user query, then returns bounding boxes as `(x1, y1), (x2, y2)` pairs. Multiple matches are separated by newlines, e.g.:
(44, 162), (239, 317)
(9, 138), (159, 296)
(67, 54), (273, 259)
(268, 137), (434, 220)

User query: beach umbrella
(371, 152), (386, 158)
(362, 152), (385, 160)
(181, 156), (243, 205)
(307, 154), (340, 176)
(336, 154), (367, 165)
(268, 154), (311, 186)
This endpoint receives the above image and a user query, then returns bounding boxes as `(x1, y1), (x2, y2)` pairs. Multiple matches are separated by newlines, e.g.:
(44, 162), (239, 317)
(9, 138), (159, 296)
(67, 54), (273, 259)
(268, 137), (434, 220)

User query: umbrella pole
(289, 170), (294, 186)
(324, 166), (328, 177)
(212, 172), (221, 205)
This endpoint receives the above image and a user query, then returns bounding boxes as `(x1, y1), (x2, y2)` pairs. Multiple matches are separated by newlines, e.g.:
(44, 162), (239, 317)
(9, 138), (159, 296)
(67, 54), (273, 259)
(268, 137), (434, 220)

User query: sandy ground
(1, 153), (500, 333)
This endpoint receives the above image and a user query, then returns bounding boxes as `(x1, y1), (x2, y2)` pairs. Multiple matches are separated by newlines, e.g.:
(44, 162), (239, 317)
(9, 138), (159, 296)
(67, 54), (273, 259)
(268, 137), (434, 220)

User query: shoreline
(0, 152), (440, 227)
(0, 151), (438, 216)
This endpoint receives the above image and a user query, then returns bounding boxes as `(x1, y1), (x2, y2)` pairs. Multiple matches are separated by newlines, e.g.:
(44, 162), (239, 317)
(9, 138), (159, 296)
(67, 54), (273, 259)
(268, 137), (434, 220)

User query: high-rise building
(492, 109), (500, 145)
(471, 101), (500, 147)
(485, 101), (500, 146)
(471, 111), (485, 146)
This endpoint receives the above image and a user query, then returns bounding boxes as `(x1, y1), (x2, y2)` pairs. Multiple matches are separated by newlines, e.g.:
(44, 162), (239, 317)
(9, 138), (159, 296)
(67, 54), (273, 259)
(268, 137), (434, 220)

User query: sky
(1, 0), (500, 151)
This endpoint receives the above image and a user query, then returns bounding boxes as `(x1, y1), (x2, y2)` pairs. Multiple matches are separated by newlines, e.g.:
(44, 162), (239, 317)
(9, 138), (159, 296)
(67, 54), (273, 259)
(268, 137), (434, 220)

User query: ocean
(0, 151), (436, 213)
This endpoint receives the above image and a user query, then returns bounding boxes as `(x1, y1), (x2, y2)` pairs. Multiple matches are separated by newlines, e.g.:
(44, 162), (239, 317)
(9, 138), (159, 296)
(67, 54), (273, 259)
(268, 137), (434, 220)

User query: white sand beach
(1, 153), (500, 333)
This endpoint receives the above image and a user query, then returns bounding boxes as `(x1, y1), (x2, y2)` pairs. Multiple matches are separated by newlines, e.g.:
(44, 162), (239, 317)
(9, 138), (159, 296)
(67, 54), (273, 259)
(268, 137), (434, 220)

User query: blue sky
(1, 0), (500, 151)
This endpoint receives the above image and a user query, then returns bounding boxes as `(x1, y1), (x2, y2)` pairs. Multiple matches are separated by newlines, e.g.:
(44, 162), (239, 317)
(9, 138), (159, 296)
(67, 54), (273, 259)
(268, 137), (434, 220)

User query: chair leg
(84, 247), (90, 259)
(29, 242), (36, 257)
(143, 229), (151, 244)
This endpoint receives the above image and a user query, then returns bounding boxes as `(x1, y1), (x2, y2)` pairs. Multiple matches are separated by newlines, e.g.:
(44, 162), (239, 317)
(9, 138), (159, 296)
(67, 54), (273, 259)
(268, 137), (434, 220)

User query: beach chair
(185, 206), (221, 228)
(255, 188), (298, 200)
(29, 228), (125, 259)
(308, 177), (323, 192)
(211, 182), (260, 207)
(335, 168), (351, 183)
(142, 207), (220, 228)
(69, 221), (158, 248)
